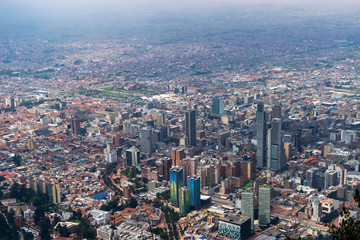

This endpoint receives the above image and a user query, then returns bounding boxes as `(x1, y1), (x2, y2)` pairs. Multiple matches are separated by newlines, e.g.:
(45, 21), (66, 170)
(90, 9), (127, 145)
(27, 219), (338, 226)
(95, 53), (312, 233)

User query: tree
(129, 198), (138, 208)
(22, 231), (34, 240)
(39, 217), (51, 240)
(12, 155), (22, 166)
(0, 213), (18, 240)
(57, 224), (71, 237)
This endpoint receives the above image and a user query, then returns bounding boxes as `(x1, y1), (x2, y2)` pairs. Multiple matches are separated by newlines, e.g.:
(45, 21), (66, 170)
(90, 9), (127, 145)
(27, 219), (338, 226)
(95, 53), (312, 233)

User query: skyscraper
(324, 170), (338, 190)
(71, 119), (81, 135)
(170, 167), (183, 207)
(242, 188), (254, 230)
(160, 157), (172, 181)
(272, 105), (281, 119)
(5, 96), (15, 110)
(140, 127), (153, 155)
(125, 147), (140, 167)
(185, 110), (196, 146)
(188, 175), (201, 210)
(212, 96), (224, 115)
(340, 167), (347, 186)
(256, 101), (267, 169)
(179, 187), (190, 216)
(268, 118), (285, 171)
(259, 184), (271, 226)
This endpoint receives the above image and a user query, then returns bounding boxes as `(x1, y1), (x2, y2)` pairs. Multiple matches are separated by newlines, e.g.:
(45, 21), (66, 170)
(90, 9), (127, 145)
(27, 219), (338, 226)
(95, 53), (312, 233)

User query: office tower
(242, 188), (255, 230)
(188, 175), (201, 210)
(187, 158), (198, 176)
(305, 167), (319, 187)
(155, 112), (166, 127)
(197, 165), (216, 189)
(212, 96), (224, 115)
(161, 158), (172, 181)
(294, 129), (302, 153)
(170, 167), (183, 207)
(171, 148), (185, 166)
(324, 170), (338, 190)
(284, 143), (291, 161)
(259, 184), (271, 226)
(71, 119), (81, 135)
(340, 167), (347, 186)
(256, 101), (267, 169)
(272, 105), (281, 119)
(179, 187), (190, 216)
(140, 127), (153, 155)
(185, 110), (197, 146)
(268, 118), (285, 171)
(105, 151), (117, 164)
(5, 96), (15, 110)
(125, 147), (140, 167)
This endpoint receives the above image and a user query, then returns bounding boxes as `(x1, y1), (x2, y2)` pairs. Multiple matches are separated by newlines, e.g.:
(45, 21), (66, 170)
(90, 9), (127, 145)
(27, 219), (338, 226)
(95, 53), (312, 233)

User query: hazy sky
(0, 0), (359, 33)
(2, 0), (360, 15)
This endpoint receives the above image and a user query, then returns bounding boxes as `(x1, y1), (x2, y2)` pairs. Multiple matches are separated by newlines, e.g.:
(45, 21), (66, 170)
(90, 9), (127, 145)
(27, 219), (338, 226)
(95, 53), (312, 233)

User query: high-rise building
(71, 119), (81, 135)
(324, 170), (338, 190)
(311, 199), (322, 223)
(212, 96), (224, 115)
(27, 140), (35, 150)
(197, 165), (216, 189)
(268, 118), (285, 171)
(105, 151), (117, 164)
(140, 127), (153, 155)
(259, 184), (271, 226)
(188, 175), (201, 210)
(155, 112), (166, 127)
(256, 101), (267, 169)
(242, 188), (254, 230)
(187, 158), (198, 176)
(340, 167), (347, 186)
(179, 187), (190, 216)
(5, 96), (15, 110)
(29, 175), (38, 193)
(272, 105), (281, 119)
(46, 182), (61, 204)
(170, 167), (183, 207)
(185, 110), (197, 146)
(171, 148), (185, 166)
(125, 147), (140, 167)
(160, 157), (172, 181)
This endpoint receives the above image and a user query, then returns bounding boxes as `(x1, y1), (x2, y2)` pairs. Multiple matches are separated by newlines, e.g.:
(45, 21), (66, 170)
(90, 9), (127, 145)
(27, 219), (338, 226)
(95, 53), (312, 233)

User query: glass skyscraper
(256, 101), (267, 169)
(185, 110), (197, 146)
(212, 96), (224, 115)
(242, 188), (254, 230)
(170, 167), (183, 207)
(259, 184), (271, 226)
(188, 175), (201, 209)
(179, 187), (190, 216)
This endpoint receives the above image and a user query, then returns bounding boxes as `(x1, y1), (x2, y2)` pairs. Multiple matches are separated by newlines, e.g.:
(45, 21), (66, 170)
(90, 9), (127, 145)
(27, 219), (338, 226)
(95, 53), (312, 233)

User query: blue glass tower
(188, 175), (201, 209)
(170, 167), (183, 207)
(212, 96), (224, 115)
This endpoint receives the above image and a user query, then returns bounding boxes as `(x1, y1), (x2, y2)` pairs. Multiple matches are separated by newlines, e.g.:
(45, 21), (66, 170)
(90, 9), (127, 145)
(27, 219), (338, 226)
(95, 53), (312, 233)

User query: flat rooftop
(219, 214), (250, 225)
